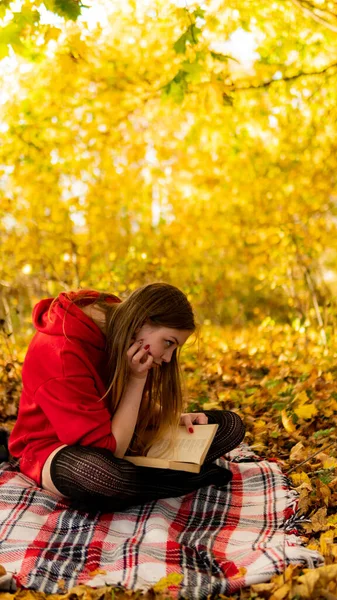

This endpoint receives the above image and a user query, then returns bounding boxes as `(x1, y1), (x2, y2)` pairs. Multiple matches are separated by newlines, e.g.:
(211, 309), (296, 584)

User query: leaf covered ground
(1, 322), (337, 600)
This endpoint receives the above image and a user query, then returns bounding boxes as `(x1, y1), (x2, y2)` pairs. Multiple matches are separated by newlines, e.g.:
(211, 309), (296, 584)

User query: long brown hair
(51, 283), (196, 456)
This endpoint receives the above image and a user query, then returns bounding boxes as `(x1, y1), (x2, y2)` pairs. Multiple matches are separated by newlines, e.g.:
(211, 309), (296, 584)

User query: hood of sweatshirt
(32, 290), (121, 350)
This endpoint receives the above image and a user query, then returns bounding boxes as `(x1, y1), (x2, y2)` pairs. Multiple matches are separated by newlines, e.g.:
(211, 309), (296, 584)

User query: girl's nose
(161, 349), (175, 363)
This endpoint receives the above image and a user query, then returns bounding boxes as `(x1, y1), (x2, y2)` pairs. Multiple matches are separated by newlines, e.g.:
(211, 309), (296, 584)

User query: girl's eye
(165, 340), (174, 347)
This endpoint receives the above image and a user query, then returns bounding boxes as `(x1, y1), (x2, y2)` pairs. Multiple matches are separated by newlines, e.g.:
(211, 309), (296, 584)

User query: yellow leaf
(202, 401), (221, 410)
(292, 564), (337, 598)
(251, 582), (275, 594)
(152, 573), (184, 592)
(281, 409), (296, 433)
(328, 399), (337, 412)
(270, 583), (291, 600)
(317, 480), (331, 506)
(44, 26), (62, 43)
(253, 419), (267, 430)
(307, 540), (320, 551)
(295, 390), (309, 403)
(327, 514), (337, 526)
(289, 441), (308, 462)
(294, 403), (318, 419)
(57, 579), (66, 591)
(320, 531), (334, 555)
(323, 456), (337, 469)
(311, 507), (328, 532)
(291, 569), (320, 599)
(297, 484), (313, 514)
(290, 472), (311, 487)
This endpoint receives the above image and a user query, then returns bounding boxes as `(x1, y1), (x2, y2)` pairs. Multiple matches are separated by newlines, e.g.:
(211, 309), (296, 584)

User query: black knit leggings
(50, 410), (245, 513)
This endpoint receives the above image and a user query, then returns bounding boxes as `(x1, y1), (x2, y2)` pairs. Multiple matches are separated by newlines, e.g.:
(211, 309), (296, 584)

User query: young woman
(8, 283), (245, 513)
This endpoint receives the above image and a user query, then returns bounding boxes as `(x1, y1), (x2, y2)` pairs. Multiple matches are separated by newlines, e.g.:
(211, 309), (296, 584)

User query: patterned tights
(50, 410), (245, 513)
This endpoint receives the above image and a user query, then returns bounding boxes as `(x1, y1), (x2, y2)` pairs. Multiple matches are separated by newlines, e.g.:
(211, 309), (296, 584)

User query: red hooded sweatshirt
(9, 290), (121, 486)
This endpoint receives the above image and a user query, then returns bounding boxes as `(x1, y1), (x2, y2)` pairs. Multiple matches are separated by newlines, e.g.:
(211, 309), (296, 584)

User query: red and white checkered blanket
(0, 445), (323, 598)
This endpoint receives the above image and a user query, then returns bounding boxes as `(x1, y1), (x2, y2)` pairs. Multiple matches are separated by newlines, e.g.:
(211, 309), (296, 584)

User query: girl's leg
(202, 410), (246, 463)
(0, 427), (10, 463)
(49, 445), (232, 513)
(49, 410), (245, 514)
(41, 444), (68, 496)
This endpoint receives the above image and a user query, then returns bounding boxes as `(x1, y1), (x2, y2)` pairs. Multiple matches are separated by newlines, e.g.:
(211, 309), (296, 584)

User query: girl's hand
(127, 340), (154, 380)
(179, 412), (208, 433)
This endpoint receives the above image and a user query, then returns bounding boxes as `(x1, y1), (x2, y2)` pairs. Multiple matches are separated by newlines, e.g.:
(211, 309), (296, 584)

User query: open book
(124, 424), (218, 473)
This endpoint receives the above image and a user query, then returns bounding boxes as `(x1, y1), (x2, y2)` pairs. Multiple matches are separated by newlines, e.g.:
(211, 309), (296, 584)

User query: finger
(195, 414), (208, 424)
(183, 417), (194, 433)
(136, 346), (150, 356)
(131, 348), (148, 364)
(127, 340), (143, 356)
(139, 348), (153, 364)
(137, 354), (153, 372)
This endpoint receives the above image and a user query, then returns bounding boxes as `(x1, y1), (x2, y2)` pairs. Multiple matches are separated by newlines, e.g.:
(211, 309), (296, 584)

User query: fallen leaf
(152, 573), (184, 592)
(289, 441), (309, 462)
(294, 403), (318, 420)
(297, 485), (313, 514)
(290, 471), (311, 487)
(292, 564), (337, 598)
(251, 582), (275, 594)
(316, 479), (331, 506)
(320, 530), (335, 555)
(310, 507), (329, 532)
(202, 401), (221, 410)
(295, 390), (310, 403)
(253, 419), (267, 429)
(57, 580), (66, 591)
(14, 591), (47, 600)
(323, 456), (337, 469)
(281, 410), (296, 433)
(270, 583), (290, 600)
(291, 568), (321, 598)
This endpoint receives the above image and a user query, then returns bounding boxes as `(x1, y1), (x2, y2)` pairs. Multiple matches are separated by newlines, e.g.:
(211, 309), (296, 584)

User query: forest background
(1, 0), (337, 598)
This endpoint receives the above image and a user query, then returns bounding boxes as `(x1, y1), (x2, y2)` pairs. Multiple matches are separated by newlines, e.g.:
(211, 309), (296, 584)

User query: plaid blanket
(0, 444), (323, 599)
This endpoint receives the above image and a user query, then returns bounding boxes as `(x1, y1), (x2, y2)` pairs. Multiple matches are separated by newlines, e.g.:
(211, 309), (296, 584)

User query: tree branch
(290, 0), (337, 33)
(232, 61), (337, 91)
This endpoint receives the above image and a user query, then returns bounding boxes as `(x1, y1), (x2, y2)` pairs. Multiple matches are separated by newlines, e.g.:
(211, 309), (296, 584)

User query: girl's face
(133, 323), (192, 367)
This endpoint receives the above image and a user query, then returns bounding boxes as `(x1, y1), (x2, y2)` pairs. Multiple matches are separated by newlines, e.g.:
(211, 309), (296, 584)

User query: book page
(147, 424), (218, 463)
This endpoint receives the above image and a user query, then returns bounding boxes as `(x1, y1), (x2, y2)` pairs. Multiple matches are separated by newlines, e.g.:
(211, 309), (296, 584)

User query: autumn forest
(1, 0), (337, 598)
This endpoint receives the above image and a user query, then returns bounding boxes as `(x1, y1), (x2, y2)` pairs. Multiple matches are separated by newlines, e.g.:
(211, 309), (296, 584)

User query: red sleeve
(34, 375), (116, 453)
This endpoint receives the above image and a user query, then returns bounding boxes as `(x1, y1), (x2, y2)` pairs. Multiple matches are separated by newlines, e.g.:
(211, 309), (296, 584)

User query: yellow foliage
(289, 442), (308, 462)
(152, 573), (183, 592)
(295, 391), (309, 404)
(292, 564), (337, 599)
(323, 456), (337, 469)
(281, 410), (296, 434)
(320, 530), (335, 555)
(202, 401), (222, 410)
(293, 403), (318, 420)
(253, 419), (267, 430)
(310, 507), (329, 533)
(290, 472), (311, 487)
(269, 583), (290, 600)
